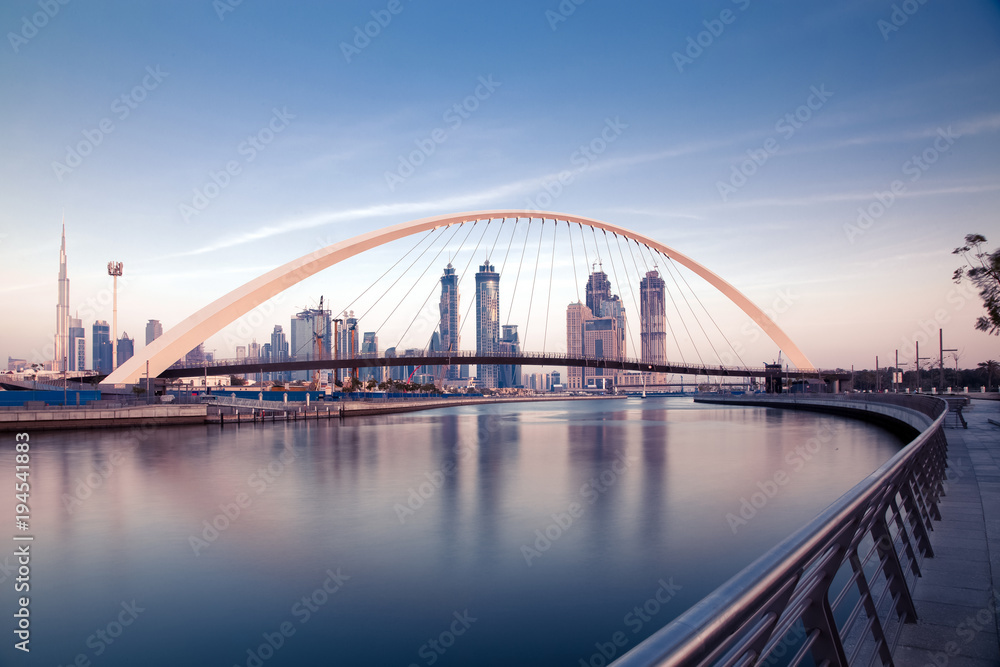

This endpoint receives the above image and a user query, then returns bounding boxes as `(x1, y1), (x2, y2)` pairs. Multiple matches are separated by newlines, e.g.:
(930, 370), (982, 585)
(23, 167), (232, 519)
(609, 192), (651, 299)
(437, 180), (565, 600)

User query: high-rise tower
(439, 263), (460, 380)
(475, 260), (500, 389)
(640, 270), (667, 365)
(54, 222), (69, 372)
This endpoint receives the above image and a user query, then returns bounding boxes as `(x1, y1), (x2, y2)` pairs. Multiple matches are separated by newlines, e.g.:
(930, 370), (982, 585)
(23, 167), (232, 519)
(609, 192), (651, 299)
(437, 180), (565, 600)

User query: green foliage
(953, 234), (1000, 336)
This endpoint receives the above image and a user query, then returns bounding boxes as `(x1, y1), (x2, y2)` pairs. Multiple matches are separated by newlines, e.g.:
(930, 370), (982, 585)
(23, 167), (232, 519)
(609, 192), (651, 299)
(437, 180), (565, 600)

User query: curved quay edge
(103, 210), (815, 385)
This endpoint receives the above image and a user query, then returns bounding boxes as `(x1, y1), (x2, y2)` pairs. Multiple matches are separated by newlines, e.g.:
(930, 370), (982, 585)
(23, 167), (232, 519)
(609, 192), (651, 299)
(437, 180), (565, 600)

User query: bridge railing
(612, 393), (948, 667)
(169, 350), (830, 378)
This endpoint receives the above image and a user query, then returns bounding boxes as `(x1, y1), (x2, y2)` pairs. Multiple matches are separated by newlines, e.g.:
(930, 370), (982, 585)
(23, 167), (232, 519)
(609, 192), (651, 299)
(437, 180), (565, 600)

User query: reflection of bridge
(156, 351), (850, 381)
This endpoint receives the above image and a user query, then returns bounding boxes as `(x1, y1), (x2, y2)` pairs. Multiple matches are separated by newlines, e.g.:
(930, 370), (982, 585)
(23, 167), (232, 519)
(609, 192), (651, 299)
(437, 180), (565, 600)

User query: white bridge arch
(103, 210), (814, 385)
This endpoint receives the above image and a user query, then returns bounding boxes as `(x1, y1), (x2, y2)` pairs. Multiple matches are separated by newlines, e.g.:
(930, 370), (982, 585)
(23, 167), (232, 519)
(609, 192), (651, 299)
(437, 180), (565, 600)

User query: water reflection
(2, 398), (903, 667)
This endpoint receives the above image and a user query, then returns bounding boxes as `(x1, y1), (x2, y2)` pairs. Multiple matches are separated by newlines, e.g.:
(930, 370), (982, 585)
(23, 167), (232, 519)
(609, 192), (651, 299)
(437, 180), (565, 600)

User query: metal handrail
(612, 394), (948, 667)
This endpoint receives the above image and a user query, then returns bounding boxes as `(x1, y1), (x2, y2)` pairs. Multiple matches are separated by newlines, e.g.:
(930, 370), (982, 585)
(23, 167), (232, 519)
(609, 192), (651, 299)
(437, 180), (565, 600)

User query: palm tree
(978, 360), (999, 390)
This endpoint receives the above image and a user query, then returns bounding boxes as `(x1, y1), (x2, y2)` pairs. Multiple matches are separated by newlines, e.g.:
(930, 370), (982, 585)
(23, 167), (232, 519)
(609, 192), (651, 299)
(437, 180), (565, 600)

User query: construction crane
(310, 296), (324, 390)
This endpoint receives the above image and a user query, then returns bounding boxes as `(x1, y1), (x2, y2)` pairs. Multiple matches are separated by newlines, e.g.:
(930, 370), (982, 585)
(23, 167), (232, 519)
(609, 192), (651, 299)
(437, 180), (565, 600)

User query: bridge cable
(504, 219), (532, 327)
(335, 227), (436, 318)
(520, 219), (546, 351)
(657, 251), (712, 368)
(373, 222), (463, 340)
(636, 243), (687, 367)
(423, 219), (493, 354)
(542, 220), (558, 354)
(456, 218), (516, 346)
(597, 228), (633, 362)
(629, 241), (684, 363)
(566, 220), (581, 304)
(578, 222), (591, 283)
(392, 220), (479, 351)
(667, 256), (750, 372)
(612, 231), (644, 360)
(352, 225), (448, 329)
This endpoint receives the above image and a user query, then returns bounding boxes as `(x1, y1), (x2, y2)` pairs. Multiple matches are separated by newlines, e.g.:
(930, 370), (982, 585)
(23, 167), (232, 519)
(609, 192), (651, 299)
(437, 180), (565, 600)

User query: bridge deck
(893, 398), (1000, 666)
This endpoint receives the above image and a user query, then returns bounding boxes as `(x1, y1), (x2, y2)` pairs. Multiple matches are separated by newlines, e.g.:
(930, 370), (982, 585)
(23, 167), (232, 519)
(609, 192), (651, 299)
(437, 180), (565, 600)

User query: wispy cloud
(719, 182), (1000, 209)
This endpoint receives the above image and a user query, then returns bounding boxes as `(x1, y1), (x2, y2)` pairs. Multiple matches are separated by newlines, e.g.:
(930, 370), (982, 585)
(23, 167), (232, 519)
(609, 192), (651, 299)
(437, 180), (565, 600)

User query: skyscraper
(92, 320), (112, 374)
(117, 333), (135, 367)
(270, 325), (289, 382)
(565, 302), (593, 390)
(145, 319), (163, 346)
(54, 223), (70, 372)
(498, 324), (521, 388)
(360, 332), (381, 383)
(475, 260), (500, 389)
(439, 263), (460, 380)
(585, 265), (626, 358)
(68, 316), (85, 372)
(640, 270), (667, 365)
(290, 306), (332, 382)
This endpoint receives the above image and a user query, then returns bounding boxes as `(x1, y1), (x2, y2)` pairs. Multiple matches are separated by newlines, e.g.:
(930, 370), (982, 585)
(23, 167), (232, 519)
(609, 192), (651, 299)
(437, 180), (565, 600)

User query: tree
(953, 234), (1000, 335)
(979, 360), (999, 390)
(229, 375), (246, 386)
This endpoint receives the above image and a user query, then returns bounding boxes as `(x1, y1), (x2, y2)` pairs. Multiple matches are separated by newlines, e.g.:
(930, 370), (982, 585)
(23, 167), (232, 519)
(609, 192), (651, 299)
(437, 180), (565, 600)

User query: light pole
(107, 261), (123, 372)
(940, 329), (956, 393)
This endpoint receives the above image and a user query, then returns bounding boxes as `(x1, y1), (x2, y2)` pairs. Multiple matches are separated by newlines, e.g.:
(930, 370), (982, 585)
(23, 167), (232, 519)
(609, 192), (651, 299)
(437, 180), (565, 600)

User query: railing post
(799, 544), (850, 667)
(871, 514), (918, 623)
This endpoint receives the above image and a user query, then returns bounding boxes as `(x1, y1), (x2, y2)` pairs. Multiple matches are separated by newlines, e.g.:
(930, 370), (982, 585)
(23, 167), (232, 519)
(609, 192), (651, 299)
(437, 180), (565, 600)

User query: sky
(2, 0), (999, 373)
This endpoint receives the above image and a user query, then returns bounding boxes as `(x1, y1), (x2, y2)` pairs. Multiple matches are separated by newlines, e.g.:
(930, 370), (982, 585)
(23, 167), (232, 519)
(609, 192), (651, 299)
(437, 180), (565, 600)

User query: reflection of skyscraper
(640, 270), (667, 365)
(92, 320), (112, 374)
(55, 223), (70, 372)
(498, 324), (520, 388)
(475, 260), (500, 389)
(439, 263), (460, 380)
(145, 319), (163, 346)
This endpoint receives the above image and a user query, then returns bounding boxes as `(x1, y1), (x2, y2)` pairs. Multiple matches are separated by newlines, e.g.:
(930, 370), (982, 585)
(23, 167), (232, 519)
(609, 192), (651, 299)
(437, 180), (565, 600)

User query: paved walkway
(894, 398), (1000, 666)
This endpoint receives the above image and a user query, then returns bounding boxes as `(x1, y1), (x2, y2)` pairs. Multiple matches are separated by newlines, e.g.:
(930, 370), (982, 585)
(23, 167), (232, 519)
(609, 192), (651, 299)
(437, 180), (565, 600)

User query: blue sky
(2, 0), (999, 372)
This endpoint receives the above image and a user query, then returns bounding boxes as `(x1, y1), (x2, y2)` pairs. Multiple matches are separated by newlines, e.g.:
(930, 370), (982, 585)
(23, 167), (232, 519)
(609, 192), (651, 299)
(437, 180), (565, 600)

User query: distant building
(92, 320), (112, 374)
(640, 270), (667, 365)
(145, 319), (163, 346)
(290, 306), (332, 382)
(270, 325), (289, 383)
(498, 324), (521, 388)
(337, 311), (358, 384)
(439, 263), (460, 380)
(68, 316), (85, 372)
(565, 302), (593, 390)
(584, 316), (620, 386)
(360, 331), (382, 383)
(7, 358), (28, 372)
(185, 344), (205, 367)
(54, 224), (70, 372)
(475, 260), (500, 388)
(117, 332), (135, 367)
(236, 346), (246, 361)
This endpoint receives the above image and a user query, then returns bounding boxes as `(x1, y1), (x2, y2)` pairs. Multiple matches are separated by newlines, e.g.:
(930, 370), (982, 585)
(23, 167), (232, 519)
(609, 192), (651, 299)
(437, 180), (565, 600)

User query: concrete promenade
(894, 398), (1000, 666)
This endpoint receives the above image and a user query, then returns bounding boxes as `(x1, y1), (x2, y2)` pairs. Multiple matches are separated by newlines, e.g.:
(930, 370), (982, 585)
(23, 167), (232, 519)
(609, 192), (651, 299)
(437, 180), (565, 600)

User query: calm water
(1, 397), (904, 666)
